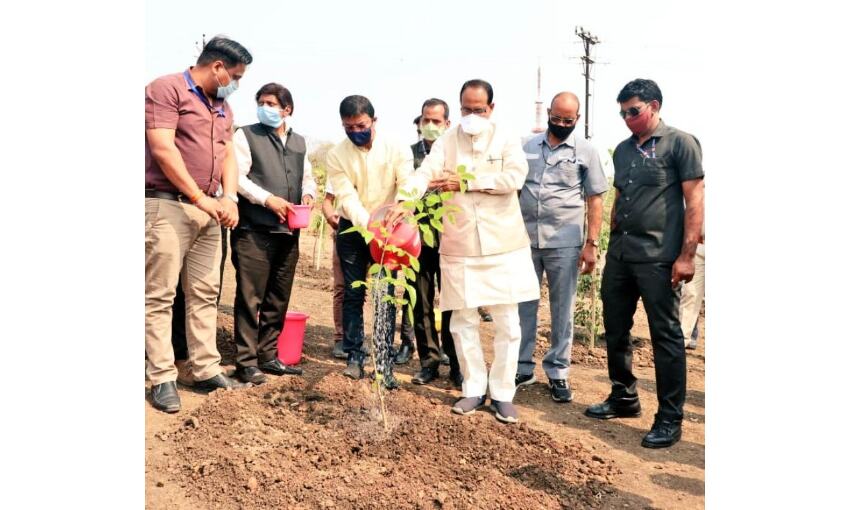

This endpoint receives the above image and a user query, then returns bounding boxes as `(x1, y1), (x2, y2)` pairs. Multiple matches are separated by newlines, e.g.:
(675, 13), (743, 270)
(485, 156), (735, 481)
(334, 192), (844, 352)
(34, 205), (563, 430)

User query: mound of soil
(166, 373), (621, 509)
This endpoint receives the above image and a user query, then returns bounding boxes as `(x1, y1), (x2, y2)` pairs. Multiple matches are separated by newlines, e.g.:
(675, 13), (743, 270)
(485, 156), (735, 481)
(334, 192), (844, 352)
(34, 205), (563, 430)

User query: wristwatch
(225, 193), (239, 203)
(586, 239), (599, 248)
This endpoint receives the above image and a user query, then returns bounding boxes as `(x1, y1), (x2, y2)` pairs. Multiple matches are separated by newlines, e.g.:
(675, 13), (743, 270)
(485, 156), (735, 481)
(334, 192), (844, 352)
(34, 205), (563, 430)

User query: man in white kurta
(405, 79), (539, 423)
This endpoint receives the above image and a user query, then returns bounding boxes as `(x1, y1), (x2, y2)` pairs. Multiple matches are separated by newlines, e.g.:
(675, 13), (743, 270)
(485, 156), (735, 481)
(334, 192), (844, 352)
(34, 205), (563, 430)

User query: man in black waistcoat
(229, 82), (317, 385)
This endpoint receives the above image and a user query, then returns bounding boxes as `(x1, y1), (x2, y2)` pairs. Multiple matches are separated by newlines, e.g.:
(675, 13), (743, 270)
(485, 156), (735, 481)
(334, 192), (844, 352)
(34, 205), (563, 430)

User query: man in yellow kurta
(404, 79), (539, 423)
(326, 95), (415, 388)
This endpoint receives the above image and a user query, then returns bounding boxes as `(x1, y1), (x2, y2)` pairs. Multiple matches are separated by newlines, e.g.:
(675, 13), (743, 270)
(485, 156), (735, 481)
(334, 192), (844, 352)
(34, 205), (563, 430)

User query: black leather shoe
(150, 381), (180, 413)
(439, 350), (450, 366)
(449, 370), (463, 389)
(641, 417), (683, 448)
(393, 343), (414, 365)
(194, 373), (249, 393)
(412, 366), (439, 385)
(332, 341), (347, 359)
(259, 358), (303, 376)
(584, 397), (642, 420)
(235, 366), (267, 385)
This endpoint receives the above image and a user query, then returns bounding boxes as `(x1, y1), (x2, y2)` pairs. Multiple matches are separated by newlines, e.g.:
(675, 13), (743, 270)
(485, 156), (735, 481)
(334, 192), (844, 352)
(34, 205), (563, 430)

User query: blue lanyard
(635, 138), (656, 159)
(183, 70), (226, 118)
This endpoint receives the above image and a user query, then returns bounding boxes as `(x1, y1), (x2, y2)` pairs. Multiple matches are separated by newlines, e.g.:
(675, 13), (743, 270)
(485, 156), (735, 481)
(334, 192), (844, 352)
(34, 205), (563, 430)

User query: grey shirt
(520, 131), (609, 249)
(608, 120), (703, 263)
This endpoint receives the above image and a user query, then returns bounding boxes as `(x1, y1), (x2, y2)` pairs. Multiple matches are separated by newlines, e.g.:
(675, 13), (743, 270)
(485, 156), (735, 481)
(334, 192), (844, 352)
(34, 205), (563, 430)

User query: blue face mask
(257, 105), (284, 128)
(215, 68), (239, 99)
(346, 128), (372, 147)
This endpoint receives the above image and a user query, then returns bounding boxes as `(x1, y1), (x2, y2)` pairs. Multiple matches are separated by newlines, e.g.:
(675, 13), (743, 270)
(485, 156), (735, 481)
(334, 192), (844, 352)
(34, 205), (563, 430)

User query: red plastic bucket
(285, 204), (312, 229)
(277, 311), (309, 365)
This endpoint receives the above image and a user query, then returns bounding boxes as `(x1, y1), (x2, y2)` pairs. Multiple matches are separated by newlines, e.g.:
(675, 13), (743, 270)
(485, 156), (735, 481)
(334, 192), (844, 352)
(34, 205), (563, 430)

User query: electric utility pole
(575, 26), (600, 140)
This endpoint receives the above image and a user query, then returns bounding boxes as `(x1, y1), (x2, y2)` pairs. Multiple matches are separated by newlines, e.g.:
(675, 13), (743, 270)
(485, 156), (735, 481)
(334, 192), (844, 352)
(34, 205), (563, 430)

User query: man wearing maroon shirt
(144, 36), (253, 413)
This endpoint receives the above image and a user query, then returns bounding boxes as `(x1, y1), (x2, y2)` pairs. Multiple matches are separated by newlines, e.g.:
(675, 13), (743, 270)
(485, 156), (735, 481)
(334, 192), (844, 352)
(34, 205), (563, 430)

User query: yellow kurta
(326, 132), (415, 228)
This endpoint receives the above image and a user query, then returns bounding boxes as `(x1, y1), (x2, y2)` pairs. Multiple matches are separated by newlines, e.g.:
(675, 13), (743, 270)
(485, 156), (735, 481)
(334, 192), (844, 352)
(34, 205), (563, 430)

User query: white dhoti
(441, 246), (539, 401)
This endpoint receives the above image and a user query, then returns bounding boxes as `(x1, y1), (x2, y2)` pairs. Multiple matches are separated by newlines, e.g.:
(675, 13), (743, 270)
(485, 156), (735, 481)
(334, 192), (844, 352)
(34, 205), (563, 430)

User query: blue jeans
(518, 246), (581, 380)
(336, 218), (397, 367)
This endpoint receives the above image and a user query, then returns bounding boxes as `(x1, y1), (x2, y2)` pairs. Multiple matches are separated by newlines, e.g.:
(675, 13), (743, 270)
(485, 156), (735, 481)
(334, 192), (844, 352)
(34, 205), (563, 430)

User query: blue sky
(146, 0), (712, 172)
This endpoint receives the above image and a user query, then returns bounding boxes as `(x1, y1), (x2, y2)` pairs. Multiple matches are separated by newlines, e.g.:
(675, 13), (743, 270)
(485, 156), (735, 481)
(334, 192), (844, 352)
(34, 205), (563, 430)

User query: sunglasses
(619, 102), (657, 119)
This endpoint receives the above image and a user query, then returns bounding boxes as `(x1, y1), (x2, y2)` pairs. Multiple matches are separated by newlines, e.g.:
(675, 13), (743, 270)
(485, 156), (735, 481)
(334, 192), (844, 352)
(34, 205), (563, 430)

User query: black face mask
(548, 122), (575, 141)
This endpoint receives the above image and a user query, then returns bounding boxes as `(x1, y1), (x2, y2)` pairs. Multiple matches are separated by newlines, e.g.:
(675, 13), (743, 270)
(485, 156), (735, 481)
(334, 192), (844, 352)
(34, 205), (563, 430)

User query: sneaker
(515, 373), (536, 387)
(451, 395), (486, 415)
(490, 400), (519, 424)
(548, 378), (573, 403)
(332, 341), (347, 359)
(342, 361), (364, 380)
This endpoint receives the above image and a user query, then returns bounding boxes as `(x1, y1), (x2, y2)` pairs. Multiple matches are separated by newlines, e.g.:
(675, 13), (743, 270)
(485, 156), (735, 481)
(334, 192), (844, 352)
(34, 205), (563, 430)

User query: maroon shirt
(145, 69), (233, 195)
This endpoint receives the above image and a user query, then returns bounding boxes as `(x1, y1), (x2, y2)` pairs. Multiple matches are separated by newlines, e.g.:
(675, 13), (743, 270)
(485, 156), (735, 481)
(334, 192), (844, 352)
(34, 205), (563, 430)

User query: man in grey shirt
(517, 92), (609, 403)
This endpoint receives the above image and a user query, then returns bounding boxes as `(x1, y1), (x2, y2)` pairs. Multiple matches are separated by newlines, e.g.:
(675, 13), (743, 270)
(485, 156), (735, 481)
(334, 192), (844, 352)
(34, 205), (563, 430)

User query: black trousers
(601, 254), (686, 421)
(230, 229), (300, 368)
(399, 303), (415, 345)
(336, 218), (397, 369)
(172, 227), (228, 361)
(413, 243), (459, 373)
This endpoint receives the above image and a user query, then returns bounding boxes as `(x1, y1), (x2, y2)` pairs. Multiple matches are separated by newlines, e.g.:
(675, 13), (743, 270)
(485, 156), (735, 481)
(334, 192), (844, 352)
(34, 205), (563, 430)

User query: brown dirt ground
(146, 233), (705, 509)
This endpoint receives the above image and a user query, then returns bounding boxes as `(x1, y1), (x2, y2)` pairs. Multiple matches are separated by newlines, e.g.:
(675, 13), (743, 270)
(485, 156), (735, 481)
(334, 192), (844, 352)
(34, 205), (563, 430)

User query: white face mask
(459, 114), (490, 136)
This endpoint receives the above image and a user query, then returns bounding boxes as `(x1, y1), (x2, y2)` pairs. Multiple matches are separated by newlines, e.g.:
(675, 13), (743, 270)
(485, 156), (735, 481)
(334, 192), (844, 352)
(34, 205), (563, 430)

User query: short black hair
(339, 95), (375, 119)
(197, 36), (253, 67)
(421, 98), (450, 120)
(459, 79), (493, 105)
(255, 83), (294, 115)
(616, 79), (663, 106)
(413, 115), (421, 125)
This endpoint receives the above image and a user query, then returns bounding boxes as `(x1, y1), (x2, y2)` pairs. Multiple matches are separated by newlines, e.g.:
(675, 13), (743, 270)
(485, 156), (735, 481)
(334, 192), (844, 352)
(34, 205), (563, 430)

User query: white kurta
(439, 245), (539, 311)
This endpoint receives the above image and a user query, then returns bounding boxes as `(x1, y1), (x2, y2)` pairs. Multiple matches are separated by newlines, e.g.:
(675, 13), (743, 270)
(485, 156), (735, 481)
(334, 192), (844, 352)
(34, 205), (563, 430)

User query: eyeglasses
(549, 114), (577, 126)
(619, 104), (647, 119)
(460, 106), (488, 116)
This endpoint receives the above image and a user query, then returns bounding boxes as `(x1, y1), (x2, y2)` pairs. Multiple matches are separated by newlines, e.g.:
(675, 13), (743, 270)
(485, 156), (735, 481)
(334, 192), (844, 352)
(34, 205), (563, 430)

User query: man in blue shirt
(517, 91), (608, 403)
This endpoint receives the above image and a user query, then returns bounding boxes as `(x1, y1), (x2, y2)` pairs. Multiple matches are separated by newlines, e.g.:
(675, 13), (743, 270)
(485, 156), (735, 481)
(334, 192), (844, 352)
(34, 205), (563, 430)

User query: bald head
(550, 91), (580, 113)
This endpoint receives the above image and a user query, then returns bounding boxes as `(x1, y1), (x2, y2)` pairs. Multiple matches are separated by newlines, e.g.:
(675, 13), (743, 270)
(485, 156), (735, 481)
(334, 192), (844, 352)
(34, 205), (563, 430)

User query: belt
(145, 189), (195, 203)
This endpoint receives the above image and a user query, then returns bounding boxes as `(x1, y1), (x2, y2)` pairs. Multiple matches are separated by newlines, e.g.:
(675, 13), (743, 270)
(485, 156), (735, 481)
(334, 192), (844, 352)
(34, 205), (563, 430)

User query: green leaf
(403, 267), (417, 282)
(439, 191), (454, 202)
(407, 256), (420, 272)
(425, 193), (440, 207)
(368, 263), (382, 276)
(415, 201), (424, 212)
(351, 280), (366, 289)
(429, 217), (443, 233)
(459, 180), (468, 193)
(362, 231), (374, 244)
(447, 213), (457, 224)
(397, 189), (413, 199)
(402, 200), (417, 210)
(381, 295), (396, 303)
(456, 164), (467, 174)
(422, 227), (435, 248)
(414, 212), (429, 221)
